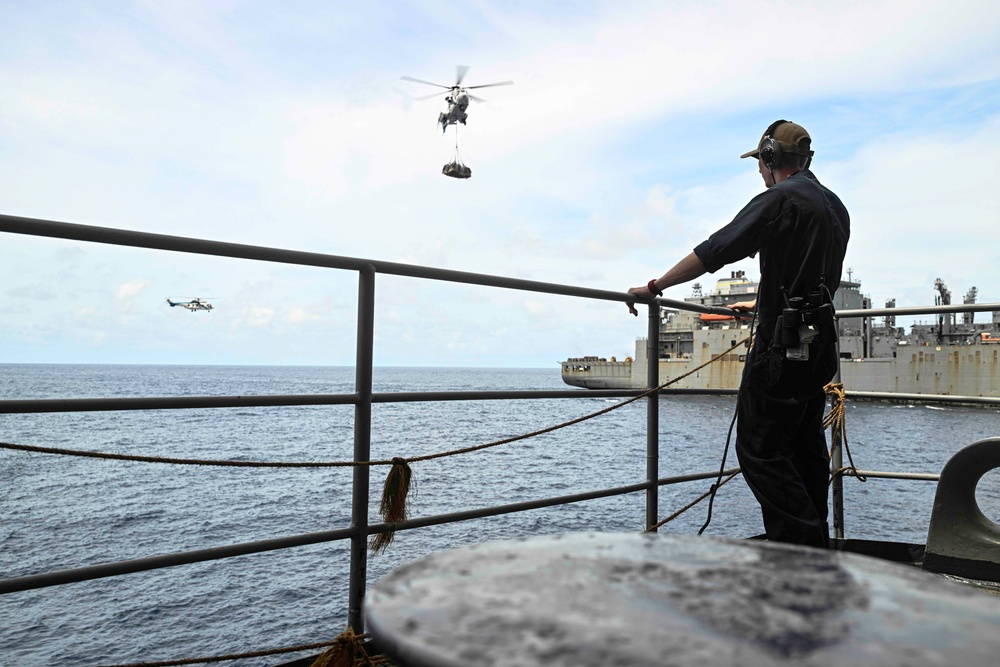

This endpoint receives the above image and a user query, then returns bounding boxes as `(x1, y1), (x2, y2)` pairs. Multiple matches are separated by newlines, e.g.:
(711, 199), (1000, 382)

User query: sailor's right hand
(729, 299), (757, 313)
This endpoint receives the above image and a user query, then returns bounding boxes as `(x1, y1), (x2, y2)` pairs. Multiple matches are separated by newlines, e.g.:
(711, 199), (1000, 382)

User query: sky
(1, 0), (999, 368)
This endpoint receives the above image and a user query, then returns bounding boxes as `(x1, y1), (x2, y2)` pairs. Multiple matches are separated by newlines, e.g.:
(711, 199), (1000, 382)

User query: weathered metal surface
(366, 532), (1000, 667)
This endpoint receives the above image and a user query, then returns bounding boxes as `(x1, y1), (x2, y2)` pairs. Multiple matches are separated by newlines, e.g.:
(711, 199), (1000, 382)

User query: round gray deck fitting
(365, 532), (1000, 667)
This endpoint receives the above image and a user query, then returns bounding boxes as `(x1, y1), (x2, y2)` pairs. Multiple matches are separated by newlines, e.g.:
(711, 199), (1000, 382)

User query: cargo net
(442, 135), (471, 179)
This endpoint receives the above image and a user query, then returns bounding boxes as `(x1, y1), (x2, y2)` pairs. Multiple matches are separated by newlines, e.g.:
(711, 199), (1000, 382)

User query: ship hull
(562, 334), (1000, 398)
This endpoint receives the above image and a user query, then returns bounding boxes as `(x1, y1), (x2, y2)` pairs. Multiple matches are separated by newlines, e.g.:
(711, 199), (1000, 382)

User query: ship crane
(883, 299), (896, 329)
(934, 278), (954, 343)
(963, 287), (978, 326)
(934, 278), (951, 306)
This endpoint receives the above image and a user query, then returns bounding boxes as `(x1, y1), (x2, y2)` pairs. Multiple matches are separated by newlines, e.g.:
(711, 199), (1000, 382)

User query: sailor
(626, 120), (850, 548)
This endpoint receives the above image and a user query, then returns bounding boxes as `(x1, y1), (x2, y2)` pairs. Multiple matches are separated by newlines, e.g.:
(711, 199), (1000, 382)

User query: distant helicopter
(166, 297), (214, 312)
(402, 66), (513, 133)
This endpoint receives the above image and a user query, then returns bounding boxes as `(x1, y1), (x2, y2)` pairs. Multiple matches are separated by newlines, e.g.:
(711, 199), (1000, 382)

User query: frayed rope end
(370, 457), (412, 555)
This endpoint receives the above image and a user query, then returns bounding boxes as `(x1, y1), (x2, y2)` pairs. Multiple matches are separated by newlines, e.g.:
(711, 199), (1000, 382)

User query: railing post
(646, 301), (659, 531)
(830, 334), (845, 540)
(348, 265), (376, 631)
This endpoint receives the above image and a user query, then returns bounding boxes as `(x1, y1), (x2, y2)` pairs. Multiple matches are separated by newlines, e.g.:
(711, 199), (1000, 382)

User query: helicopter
(402, 66), (513, 133)
(166, 297), (214, 312)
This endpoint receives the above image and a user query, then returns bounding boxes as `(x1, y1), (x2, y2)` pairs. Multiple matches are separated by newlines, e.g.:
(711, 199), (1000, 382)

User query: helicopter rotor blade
(400, 75), (451, 89)
(467, 93), (488, 103)
(465, 80), (514, 90)
(455, 65), (470, 86)
(416, 90), (451, 101)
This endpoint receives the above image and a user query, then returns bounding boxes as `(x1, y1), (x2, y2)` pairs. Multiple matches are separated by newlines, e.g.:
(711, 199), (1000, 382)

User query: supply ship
(562, 271), (1000, 398)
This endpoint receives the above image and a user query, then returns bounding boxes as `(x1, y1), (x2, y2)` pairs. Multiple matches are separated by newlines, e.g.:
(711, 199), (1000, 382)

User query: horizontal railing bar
(371, 389), (645, 402)
(846, 470), (939, 481)
(659, 387), (739, 396)
(844, 391), (1000, 406)
(0, 389), (644, 414)
(0, 394), (360, 414)
(1, 388), (744, 415)
(9, 216), (994, 321)
(1, 214), (726, 313)
(0, 467), (736, 595)
(0, 525), (359, 595)
(838, 303), (1000, 318)
(656, 467), (741, 486)
(365, 467), (744, 538)
(3, 387), (991, 417)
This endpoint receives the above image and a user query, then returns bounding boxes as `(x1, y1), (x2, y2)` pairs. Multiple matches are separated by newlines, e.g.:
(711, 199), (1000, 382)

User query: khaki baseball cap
(740, 120), (813, 159)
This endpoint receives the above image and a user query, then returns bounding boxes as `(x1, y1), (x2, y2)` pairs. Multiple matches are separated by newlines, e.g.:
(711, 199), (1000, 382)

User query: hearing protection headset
(759, 120), (814, 170)
(758, 136), (783, 170)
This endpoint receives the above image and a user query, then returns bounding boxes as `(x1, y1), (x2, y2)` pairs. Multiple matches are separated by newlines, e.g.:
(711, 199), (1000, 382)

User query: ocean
(1, 364), (998, 667)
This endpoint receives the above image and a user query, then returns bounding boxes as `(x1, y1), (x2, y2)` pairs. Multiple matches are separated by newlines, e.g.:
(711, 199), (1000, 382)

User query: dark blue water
(1, 365), (998, 666)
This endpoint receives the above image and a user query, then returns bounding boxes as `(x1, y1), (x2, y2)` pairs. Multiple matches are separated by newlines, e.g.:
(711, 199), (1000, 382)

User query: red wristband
(647, 279), (662, 297)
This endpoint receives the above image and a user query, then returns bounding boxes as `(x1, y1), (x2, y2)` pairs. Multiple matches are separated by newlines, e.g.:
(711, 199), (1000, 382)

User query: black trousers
(736, 345), (832, 549)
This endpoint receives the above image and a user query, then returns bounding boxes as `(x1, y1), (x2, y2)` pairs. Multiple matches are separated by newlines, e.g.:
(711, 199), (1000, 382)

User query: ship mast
(934, 278), (953, 343)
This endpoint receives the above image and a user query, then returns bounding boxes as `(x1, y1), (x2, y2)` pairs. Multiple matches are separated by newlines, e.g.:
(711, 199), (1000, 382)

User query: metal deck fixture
(366, 532), (1000, 667)
(924, 437), (1000, 582)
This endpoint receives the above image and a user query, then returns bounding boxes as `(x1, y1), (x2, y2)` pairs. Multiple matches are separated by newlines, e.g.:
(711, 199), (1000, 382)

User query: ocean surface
(1, 364), (998, 667)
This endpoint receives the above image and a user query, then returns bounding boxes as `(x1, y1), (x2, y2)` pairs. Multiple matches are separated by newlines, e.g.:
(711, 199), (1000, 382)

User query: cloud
(2, 1), (999, 365)
(112, 280), (151, 325)
(522, 298), (548, 316)
(286, 306), (322, 325)
(234, 306), (276, 329)
(822, 115), (1000, 309)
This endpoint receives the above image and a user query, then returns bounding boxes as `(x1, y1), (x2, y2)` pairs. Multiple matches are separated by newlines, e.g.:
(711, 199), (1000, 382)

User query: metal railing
(0, 213), (743, 637)
(825, 301), (1000, 540)
(1, 212), (998, 643)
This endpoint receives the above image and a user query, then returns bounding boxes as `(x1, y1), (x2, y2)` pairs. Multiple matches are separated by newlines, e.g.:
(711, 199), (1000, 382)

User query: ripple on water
(1, 365), (997, 666)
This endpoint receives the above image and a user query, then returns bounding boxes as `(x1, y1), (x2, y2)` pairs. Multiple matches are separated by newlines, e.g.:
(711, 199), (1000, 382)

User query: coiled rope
(823, 382), (867, 482)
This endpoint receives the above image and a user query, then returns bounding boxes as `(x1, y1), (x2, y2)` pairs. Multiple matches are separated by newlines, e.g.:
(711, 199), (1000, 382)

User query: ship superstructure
(562, 272), (1000, 398)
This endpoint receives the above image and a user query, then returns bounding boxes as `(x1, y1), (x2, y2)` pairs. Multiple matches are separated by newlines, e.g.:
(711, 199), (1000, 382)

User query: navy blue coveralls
(694, 169), (850, 548)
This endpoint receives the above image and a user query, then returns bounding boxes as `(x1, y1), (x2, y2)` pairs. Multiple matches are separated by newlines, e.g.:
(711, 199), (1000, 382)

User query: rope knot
(823, 382), (866, 482)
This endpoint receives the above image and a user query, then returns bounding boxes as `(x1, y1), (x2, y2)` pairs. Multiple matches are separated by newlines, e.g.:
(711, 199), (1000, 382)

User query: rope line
(1, 334), (752, 556)
(645, 470), (741, 532)
(10, 335), (754, 666)
(0, 335), (752, 468)
(369, 334), (752, 553)
(92, 639), (339, 667)
(91, 629), (390, 667)
(7, 334), (870, 667)
(0, 441), (359, 467)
